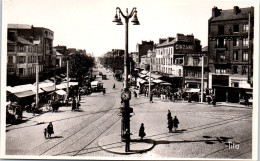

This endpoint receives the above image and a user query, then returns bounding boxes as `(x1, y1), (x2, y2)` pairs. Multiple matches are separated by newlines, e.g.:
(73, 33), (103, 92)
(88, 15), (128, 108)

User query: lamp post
(112, 7), (140, 140)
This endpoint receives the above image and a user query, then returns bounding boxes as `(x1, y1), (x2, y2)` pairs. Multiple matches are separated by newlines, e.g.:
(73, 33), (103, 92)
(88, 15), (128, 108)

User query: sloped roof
(211, 7), (254, 22)
(8, 40), (15, 44)
(156, 39), (175, 47)
(17, 37), (32, 45)
(8, 24), (31, 29)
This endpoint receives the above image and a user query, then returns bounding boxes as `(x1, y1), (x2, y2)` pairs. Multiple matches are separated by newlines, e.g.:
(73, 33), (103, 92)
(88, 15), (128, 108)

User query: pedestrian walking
(134, 91), (137, 98)
(125, 129), (130, 152)
(113, 83), (115, 89)
(168, 117), (173, 133)
(139, 123), (146, 140)
(173, 116), (179, 132)
(72, 97), (76, 111)
(44, 128), (47, 139)
(244, 96), (249, 106)
(149, 93), (153, 103)
(47, 122), (54, 138)
(167, 110), (172, 121)
(212, 95), (216, 107)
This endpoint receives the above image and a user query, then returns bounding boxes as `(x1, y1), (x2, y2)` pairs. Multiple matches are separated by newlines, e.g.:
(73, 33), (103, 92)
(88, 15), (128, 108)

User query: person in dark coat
(173, 116), (179, 132)
(134, 91), (137, 98)
(47, 122), (54, 138)
(139, 123), (146, 140)
(72, 97), (76, 111)
(212, 95), (216, 107)
(167, 110), (172, 121)
(149, 93), (153, 103)
(125, 129), (130, 152)
(168, 117), (173, 133)
(113, 84), (115, 89)
(44, 128), (47, 139)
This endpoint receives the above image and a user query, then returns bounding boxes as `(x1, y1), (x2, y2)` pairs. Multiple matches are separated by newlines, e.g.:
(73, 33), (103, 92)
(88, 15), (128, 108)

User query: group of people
(139, 85), (183, 102)
(44, 122), (54, 139)
(167, 110), (179, 133)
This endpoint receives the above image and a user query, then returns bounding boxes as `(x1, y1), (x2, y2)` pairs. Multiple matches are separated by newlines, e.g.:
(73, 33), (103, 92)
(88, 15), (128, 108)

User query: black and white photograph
(0, 0), (259, 160)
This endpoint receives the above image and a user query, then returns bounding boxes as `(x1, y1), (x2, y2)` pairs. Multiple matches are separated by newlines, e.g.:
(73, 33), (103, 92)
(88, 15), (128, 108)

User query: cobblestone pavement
(5, 67), (253, 159)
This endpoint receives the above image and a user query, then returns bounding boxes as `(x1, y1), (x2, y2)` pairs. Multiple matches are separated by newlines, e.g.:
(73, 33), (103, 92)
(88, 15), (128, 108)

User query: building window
(17, 56), (26, 63)
(8, 45), (15, 52)
(233, 38), (239, 47)
(243, 38), (249, 46)
(242, 66), (247, 75)
(217, 38), (224, 47)
(216, 68), (226, 74)
(243, 24), (249, 32)
(233, 66), (238, 74)
(18, 46), (24, 52)
(218, 26), (224, 35)
(233, 25), (239, 33)
(233, 51), (238, 61)
(232, 82), (239, 87)
(18, 68), (24, 75)
(8, 56), (13, 63)
(193, 59), (199, 66)
(242, 51), (248, 61)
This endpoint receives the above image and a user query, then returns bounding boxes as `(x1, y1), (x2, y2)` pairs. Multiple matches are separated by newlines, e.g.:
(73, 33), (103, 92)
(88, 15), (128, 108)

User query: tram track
(26, 69), (123, 156)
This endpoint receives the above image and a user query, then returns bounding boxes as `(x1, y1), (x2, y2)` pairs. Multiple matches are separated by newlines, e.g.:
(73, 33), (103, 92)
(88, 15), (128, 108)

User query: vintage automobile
(90, 81), (103, 92)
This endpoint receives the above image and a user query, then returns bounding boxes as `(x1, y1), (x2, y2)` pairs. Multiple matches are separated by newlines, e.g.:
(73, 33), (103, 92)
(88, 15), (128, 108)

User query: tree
(69, 53), (95, 86)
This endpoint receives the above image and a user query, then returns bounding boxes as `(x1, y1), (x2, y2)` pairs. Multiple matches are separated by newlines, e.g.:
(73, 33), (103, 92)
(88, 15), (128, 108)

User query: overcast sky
(4, 0), (258, 56)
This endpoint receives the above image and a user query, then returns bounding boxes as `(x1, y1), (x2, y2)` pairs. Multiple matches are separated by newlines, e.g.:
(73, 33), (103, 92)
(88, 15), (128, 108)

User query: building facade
(208, 6), (254, 102)
(153, 34), (202, 88)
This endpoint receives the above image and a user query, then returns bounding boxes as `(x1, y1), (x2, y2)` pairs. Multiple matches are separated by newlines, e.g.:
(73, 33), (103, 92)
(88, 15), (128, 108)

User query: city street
(5, 66), (252, 159)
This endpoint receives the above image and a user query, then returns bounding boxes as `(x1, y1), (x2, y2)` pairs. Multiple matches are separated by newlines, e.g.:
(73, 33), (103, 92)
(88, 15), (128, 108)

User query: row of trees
(98, 51), (136, 76)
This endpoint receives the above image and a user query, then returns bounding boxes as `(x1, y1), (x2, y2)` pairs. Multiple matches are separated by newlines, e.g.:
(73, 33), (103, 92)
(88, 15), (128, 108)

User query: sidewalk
(98, 133), (155, 154)
(136, 94), (252, 109)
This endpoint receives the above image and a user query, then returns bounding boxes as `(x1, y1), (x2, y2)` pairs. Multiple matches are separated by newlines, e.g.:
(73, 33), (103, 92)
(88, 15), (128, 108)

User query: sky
(4, 0), (258, 56)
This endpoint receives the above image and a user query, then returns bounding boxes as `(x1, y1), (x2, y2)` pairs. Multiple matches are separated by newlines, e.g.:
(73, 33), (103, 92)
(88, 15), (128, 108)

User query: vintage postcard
(0, 0), (259, 160)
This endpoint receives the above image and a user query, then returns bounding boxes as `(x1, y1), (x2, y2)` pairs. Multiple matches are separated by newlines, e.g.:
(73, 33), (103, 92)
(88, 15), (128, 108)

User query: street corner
(98, 133), (155, 154)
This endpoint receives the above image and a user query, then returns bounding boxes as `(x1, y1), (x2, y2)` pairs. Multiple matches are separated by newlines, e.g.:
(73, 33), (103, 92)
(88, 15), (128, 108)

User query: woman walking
(47, 122), (54, 138)
(173, 116), (179, 132)
(139, 123), (146, 140)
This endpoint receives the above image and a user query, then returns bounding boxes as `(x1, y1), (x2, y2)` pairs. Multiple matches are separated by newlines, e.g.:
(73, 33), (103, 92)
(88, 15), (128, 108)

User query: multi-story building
(136, 40), (154, 66)
(183, 53), (208, 90)
(154, 34), (202, 88)
(7, 24), (54, 85)
(208, 6), (254, 103)
(54, 45), (67, 55)
(7, 37), (43, 78)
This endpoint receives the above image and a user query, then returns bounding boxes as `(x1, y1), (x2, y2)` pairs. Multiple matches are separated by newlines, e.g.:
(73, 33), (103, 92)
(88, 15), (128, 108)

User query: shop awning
(146, 72), (163, 79)
(160, 82), (172, 86)
(14, 90), (35, 98)
(140, 70), (149, 75)
(31, 88), (44, 94)
(185, 88), (200, 93)
(152, 79), (165, 84)
(139, 74), (147, 78)
(41, 86), (55, 92)
(55, 89), (67, 96)
(140, 80), (148, 84)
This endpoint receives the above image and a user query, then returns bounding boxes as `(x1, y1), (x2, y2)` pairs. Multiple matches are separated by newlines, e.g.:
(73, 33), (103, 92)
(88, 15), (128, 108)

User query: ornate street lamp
(112, 7), (140, 142)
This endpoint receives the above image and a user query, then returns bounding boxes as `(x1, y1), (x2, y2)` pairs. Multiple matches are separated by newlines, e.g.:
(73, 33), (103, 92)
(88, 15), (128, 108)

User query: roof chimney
(212, 6), (220, 17)
(233, 6), (240, 14)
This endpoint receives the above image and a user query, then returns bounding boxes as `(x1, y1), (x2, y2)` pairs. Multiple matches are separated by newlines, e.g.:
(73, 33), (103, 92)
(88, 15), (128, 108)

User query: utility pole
(201, 56), (204, 103)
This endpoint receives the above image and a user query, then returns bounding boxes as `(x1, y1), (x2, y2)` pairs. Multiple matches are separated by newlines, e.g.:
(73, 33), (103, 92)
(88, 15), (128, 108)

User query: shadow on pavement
(47, 136), (63, 139)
